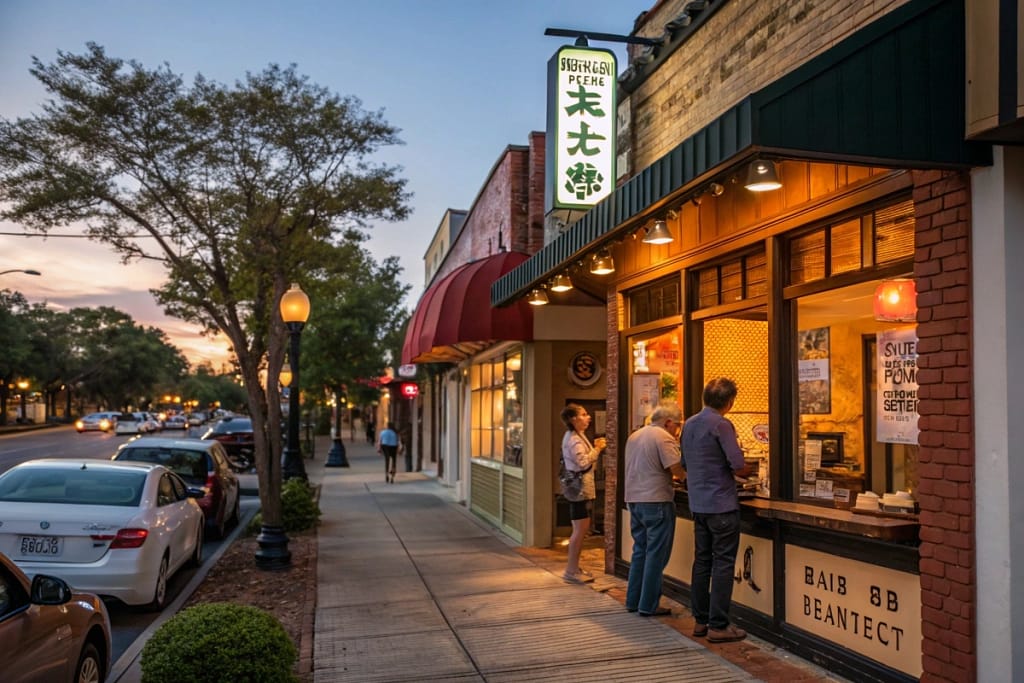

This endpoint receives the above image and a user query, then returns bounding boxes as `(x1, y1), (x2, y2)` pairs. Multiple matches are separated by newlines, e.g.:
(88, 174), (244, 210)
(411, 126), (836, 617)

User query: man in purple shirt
(681, 377), (751, 643)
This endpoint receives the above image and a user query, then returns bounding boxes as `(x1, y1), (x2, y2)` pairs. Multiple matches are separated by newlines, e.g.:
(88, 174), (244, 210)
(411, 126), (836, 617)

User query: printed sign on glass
(876, 326), (919, 444)
(546, 46), (617, 211)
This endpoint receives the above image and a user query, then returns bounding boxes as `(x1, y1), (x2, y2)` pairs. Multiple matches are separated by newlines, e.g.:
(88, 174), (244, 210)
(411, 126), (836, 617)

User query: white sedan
(0, 459), (205, 610)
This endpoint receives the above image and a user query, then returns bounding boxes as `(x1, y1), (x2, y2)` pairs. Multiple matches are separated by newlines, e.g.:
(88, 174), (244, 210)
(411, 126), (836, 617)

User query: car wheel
(188, 524), (204, 567)
(74, 641), (102, 683)
(146, 555), (170, 611)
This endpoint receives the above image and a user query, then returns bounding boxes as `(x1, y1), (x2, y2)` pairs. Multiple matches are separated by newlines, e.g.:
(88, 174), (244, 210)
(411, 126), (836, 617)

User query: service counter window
(470, 350), (523, 467)
(787, 200), (919, 509)
(626, 276), (683, 431)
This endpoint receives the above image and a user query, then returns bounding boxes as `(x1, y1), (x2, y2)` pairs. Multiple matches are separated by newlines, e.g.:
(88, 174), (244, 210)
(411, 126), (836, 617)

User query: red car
(112, 438), (241, 539)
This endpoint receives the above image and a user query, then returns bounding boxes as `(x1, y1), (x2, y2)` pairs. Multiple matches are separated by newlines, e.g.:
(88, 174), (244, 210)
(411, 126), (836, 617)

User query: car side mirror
(186, 487), (206, 499)
(31, 574), (72, 605)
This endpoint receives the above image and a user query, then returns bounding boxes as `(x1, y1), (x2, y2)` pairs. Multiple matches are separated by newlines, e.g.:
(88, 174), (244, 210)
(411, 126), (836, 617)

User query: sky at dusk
(0, 0), (648, 368)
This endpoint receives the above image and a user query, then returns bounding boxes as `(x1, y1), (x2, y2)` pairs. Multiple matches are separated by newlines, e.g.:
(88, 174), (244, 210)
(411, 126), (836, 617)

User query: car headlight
(75, 420), (84, 429)
(100, 419), (110, 429)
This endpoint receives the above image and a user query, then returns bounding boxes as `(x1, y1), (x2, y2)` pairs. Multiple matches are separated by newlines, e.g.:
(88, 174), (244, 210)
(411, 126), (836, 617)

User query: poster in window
(631, 374), (660, 431)
(798, 327), (830, 414)
(876, 326), (919, 445)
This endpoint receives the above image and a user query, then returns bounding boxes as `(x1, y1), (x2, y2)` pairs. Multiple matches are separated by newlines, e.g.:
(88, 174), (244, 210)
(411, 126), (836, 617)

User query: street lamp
(279, 283), (309, 481)
(16, 380), (29, 422)
(0, 269), (41, 277)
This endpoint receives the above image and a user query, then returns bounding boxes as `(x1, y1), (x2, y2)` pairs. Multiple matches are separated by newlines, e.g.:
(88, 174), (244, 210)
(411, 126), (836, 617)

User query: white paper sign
(876, 326), (919, 444)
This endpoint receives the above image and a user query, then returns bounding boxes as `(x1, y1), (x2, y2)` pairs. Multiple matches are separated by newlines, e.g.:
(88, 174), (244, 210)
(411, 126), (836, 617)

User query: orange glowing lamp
(873, 278), (917, 322)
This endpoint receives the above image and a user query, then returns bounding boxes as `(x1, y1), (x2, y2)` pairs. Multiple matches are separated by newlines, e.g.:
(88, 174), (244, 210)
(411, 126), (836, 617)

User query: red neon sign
(400, 382), (419, 399)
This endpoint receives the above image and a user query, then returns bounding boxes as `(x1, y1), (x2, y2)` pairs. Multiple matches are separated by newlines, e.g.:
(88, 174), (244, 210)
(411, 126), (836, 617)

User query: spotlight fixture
(590, 248), (615, 275)
(709, 182), (725, 196)
(527, 288), (549, 306)
(744, 159), (782, 192)
(550, 273), (573, 292)
(642, 219), (674, 245)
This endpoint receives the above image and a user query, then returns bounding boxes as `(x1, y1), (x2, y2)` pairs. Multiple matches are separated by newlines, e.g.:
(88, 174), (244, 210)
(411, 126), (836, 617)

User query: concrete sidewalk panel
(313, 630), (479, 682)
(315, 598), (450, 639)
(421, 566), (565, 597)
(485, 652), (756, 682)
(438, 586), (624, 627)
(402, 536), (513, 557)
(414, 550), (534, 575)
(318, 576), (434, 608)
(459, 612), (700, 672)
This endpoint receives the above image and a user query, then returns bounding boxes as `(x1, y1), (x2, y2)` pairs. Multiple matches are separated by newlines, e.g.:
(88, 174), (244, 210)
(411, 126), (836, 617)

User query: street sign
(398, 364), (417, 378)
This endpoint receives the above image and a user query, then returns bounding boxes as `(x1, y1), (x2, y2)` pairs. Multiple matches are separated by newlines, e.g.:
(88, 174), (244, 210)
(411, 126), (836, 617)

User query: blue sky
(0, 0), (648, 365)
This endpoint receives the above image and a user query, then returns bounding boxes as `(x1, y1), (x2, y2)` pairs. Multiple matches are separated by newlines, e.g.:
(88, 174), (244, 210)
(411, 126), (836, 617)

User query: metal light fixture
(873, 278), (917, 322)
(278, 363), (292, 388)
(527, 288), (549, 306)
(744, 159), (782, 192)
(590, 248), (615, 275)
(642, 219), (674, 245)
(550, 273), (573, 292)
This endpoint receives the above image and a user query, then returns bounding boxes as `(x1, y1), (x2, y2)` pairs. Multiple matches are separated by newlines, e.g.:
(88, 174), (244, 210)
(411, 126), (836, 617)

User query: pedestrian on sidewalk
(377, 421), (399, 483)
(623, 401), (686, 616)
(559, 403), (606, 584)
(681, 377), (752, 643)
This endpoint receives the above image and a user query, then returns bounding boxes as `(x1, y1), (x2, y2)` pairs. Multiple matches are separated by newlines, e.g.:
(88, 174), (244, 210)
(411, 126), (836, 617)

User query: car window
(117, 448), (207, 485)
(0, 468), (145, 506)
(156, 474), (176, 507)
(0, 565), (28, 618)
(212, 418), (252, 434)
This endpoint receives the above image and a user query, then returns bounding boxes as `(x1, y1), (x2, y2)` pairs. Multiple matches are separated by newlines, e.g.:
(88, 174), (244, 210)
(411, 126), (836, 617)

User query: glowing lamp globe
(873, 278), (917, 322)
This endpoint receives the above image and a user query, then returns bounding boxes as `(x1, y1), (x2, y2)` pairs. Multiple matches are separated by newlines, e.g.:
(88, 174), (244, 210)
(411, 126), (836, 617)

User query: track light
(590, 248), (615, 275)
(744, 159), (782, 192)
(527, 288), (549, 306)
(642, 219), (674, 245)
(550, 274), (573, 292)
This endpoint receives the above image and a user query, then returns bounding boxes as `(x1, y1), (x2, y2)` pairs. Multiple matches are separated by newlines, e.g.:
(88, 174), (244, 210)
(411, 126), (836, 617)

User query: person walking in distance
(559, 403), (606, 584)
(377, 421), (400, 483)
(682, 377), (752, 642)
(624, 401), (686, 616)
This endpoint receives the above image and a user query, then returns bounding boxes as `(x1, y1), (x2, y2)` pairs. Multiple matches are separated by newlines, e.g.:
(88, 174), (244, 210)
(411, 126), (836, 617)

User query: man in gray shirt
(623, 401), (686, 617)
(682, 377), (751, 642)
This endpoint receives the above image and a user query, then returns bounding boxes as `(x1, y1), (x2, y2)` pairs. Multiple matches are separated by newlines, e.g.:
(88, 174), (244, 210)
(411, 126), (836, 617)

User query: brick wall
(912, 169), (975, 683)
(621, 0), (910, 175)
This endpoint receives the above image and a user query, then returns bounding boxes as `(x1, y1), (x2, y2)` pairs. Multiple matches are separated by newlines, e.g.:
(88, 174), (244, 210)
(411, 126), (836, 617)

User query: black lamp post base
(254, 525), (292, 570)
(325, 438), (349, 467)
(282, 447), (308, 481)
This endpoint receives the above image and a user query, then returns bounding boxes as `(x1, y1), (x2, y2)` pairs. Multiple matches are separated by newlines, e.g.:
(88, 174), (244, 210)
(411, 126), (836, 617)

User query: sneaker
(562, 571), (595, 584)
(692, 624), (708, 637)
(578, 568), (595, 578)
(707, 624), (746, 643)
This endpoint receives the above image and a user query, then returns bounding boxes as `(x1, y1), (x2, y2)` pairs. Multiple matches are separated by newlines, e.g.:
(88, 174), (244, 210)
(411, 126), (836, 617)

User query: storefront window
(628, 328), (682, 431)
(470, 350), (523, 467)
(794, 281), (919, 506)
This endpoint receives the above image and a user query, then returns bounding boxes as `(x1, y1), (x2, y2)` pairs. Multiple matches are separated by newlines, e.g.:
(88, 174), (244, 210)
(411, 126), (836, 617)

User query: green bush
(247, 478), (321, 534)
(140, 602), (296, 683)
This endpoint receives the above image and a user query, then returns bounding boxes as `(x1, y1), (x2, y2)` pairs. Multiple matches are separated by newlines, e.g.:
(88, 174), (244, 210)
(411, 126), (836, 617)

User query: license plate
(20, 535), (63, 557)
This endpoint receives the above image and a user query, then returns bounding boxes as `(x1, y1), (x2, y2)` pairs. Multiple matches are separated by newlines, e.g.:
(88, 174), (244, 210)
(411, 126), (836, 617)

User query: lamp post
(279, 283), (309, 481)
(0, 269), (41, 277)
(16, 380), (29, 423)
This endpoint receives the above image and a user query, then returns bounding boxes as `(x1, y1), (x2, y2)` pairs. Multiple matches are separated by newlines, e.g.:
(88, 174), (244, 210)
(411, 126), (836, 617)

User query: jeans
(625, 502), (676, 615)
(690, 510), (741, 629)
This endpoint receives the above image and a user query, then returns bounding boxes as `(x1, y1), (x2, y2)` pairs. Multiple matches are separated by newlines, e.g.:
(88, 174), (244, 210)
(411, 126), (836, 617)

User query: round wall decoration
(568, 351), (602, 387)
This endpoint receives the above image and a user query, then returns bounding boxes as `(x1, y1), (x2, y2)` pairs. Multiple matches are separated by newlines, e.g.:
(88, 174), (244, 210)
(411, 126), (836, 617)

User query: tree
(0, 290), (33, 424)
(0, 44), (410, 563)
(302, 241), (410, 435)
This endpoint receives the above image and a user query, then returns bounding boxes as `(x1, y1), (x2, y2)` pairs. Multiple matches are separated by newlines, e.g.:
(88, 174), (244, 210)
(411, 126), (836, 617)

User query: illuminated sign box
(546, 45), (617, 212)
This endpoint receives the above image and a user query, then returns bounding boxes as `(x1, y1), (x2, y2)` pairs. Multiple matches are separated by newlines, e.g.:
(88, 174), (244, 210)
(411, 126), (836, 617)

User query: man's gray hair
(649, 401), (682, 426)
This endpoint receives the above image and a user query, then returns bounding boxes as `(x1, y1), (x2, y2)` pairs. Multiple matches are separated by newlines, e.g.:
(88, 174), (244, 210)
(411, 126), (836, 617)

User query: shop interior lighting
(550, 273), (574, 292)
(527, 288), (550, 306)
(873, 278), (917, 322)
(744, 159), (782, 192)
(590, 248), (616, 275)
(642, 219), (675, 245)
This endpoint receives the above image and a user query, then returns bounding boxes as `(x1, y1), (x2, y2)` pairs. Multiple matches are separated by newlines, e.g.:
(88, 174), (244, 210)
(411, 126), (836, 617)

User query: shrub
(140, 602), (296, 683)
(247, 478), (321, 534)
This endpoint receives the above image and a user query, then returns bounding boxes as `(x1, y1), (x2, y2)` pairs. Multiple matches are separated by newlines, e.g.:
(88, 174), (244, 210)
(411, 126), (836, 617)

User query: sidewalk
(310, 441), (848, 683)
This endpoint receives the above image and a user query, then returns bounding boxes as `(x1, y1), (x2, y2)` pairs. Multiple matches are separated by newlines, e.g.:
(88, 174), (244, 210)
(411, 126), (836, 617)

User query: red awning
(402, 251), (534, 364)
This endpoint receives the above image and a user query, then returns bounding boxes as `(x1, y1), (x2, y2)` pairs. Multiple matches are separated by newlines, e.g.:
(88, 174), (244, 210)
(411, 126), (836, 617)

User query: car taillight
(103, 528), (149, 549)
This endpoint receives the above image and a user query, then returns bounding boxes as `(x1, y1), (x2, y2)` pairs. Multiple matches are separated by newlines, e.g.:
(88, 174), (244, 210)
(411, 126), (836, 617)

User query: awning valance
(402, 251), (533, 364)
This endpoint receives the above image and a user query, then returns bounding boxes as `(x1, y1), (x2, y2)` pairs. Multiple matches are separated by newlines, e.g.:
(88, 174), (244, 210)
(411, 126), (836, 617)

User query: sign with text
(876, 326), (919, 444)
(546, 45), (617, 211)
(785, 545), (921, 677)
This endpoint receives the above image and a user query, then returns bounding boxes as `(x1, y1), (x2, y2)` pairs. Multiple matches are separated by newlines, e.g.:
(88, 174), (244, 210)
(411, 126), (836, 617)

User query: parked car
(74, 412), (118, 433)
(113, 438), (241, 539)
(186, 412), (207, 427)
(163, 414), (188, 430)
(141, 412), (163, 433)
(114, 412), (146, 435)
(0, 459), (204, 610)
(0, 550), (111, 683)
(201, 416), (255, 471)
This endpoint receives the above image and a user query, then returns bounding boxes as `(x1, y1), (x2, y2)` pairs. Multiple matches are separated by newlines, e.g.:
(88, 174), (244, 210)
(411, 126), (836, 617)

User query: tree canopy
(0, 44), (411, 533)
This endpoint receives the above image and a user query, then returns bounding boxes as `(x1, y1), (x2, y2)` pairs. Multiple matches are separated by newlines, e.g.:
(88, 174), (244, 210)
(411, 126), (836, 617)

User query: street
(0, 425), (257, 665)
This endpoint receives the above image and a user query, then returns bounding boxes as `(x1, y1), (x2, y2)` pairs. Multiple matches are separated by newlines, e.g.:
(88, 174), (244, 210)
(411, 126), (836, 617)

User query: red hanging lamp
(873, 278), (917, 322)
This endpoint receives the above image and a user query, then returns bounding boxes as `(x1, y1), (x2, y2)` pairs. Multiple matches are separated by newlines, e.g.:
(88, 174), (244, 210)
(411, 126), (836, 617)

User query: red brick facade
(912, 170), (975, 683)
